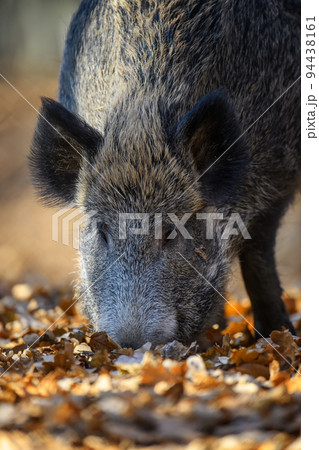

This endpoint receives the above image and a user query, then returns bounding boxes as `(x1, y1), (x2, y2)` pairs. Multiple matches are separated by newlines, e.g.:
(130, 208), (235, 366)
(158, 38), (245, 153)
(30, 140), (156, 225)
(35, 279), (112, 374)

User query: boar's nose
(116, 330), (147, 350)
(119, 339), (143, 350)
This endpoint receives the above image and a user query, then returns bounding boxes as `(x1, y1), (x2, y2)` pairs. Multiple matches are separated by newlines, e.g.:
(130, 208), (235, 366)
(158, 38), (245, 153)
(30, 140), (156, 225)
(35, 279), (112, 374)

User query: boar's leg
(239, 197), (296, 338)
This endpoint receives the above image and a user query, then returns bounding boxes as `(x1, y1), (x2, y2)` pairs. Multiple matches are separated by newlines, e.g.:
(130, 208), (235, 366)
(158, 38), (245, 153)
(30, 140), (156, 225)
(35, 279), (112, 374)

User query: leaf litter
(0, 284), (301, 449)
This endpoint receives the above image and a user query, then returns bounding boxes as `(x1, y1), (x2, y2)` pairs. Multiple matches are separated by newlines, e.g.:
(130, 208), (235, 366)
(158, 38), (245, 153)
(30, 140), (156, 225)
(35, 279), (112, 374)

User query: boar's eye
(98, 223), (108, 244)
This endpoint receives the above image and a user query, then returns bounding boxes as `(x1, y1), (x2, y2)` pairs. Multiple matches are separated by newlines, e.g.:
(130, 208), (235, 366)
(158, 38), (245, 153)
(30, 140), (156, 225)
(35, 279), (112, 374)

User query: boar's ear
(29, 98), (103, 206)
(175, 89), (249, 206)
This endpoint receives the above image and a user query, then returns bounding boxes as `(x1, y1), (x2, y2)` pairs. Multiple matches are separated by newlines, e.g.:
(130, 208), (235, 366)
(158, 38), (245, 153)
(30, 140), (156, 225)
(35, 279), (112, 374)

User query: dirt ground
(0, 76), (300, 295)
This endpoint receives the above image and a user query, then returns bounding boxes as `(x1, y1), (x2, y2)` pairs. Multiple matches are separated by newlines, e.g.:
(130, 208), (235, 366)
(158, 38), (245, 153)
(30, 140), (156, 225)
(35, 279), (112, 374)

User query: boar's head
(30, 89), (249, 348)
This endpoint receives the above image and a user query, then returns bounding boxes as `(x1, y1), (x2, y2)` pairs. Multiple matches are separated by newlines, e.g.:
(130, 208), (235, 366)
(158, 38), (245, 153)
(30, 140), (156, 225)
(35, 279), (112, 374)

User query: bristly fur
(29, 0), (300, 346)
(58, 0), (300, 213)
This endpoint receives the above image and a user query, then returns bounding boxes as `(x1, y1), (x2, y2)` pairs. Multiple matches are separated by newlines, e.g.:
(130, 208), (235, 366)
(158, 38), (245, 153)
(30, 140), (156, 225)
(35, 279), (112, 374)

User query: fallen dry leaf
(0, 283), (301, 449)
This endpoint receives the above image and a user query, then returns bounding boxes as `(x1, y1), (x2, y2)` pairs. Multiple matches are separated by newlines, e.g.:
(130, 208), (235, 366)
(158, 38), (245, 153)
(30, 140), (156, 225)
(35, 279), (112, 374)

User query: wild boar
(30, 0), (300, 348)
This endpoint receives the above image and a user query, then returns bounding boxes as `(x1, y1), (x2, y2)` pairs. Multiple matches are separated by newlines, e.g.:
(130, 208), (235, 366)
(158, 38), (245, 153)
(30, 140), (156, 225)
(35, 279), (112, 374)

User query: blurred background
(0, 0), (300, 295)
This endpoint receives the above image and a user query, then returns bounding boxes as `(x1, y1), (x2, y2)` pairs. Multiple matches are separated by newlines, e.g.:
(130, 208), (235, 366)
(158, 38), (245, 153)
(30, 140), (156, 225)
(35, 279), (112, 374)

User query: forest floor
(0, 283), (301, 450)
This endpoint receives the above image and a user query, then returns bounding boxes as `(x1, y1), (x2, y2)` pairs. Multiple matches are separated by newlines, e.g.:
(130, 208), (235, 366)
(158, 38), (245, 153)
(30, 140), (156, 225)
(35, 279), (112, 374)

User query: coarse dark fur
(29, 0), (300, 348)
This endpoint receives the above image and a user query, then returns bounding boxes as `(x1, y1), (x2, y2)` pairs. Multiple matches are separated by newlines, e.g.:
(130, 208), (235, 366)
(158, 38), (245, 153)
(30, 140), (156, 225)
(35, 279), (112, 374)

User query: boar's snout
(111, 327), (173, 350)
(97, 310), (178, 350)
(114, 330), (147, 350)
